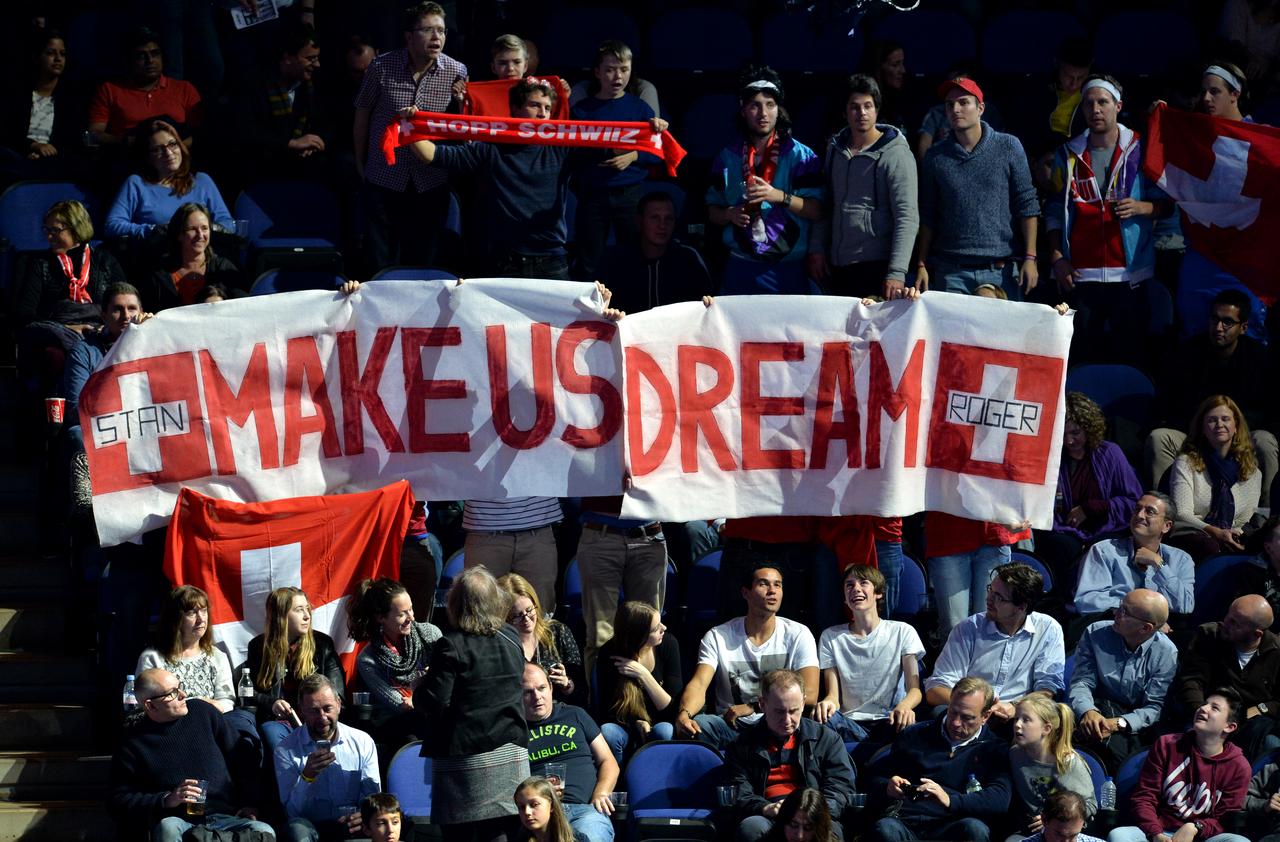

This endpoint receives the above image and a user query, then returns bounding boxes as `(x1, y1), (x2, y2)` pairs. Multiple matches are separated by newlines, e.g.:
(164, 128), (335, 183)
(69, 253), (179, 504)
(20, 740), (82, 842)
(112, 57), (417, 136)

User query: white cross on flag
(162, 481), (415, 677)
(1144, 103), (1280, 303)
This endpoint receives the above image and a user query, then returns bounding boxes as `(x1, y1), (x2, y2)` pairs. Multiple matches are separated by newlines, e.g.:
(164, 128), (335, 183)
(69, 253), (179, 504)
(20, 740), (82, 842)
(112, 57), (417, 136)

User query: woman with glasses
(244, 586), (345, 751)
(15, 199), (124, 327)
(496, 573), (585, 707)
(349, 577), (441, 745)
(103, 119), (233, 243)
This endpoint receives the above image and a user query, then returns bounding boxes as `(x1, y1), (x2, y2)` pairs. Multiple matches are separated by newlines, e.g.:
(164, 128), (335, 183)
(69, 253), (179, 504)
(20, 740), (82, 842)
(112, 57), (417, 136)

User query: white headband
(1082, 78), (1122, 103)
(1204, 65), (1242, 92)
(743, 80), (781, 96)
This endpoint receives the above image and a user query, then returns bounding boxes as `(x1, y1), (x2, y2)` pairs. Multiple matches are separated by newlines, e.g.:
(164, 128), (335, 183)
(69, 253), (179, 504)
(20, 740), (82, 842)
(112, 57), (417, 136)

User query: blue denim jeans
(930, 255), (1022, 301)
(563, 801), (615, 841)
(601, 721), (675, 765)
(154, 814), (276, 842)
(927, 545), (1010, 637)
(692, 713), (742, 752)
(1109, 828), (1248, 842)
(872, 816), (991, 842)
(877, 540), (903, 618)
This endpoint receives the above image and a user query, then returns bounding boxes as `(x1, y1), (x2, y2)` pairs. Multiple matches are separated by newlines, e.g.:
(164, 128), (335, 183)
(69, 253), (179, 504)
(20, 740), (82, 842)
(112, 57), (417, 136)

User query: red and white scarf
(57, 244), (93, 304)
(383, 111), (687, 176)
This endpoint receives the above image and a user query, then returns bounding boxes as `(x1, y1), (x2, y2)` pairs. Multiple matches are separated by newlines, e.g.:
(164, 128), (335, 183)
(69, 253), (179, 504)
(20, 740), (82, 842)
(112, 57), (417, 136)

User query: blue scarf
(1203, 448), (1239, 528)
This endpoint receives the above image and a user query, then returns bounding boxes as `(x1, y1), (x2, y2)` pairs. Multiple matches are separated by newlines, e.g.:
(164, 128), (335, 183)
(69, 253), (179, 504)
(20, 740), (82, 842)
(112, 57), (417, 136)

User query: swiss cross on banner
(163, 481), (414, 680)
(1144, 103), (1280, 303)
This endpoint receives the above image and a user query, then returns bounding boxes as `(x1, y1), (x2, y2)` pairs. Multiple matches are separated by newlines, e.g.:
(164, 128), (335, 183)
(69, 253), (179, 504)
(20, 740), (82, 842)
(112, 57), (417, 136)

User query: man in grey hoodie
(810, 74), (919, 301)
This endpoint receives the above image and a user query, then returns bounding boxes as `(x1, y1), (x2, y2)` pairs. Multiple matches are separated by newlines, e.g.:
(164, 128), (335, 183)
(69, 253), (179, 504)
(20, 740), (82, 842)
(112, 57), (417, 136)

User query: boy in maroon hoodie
(1108, 688), (1251, 842)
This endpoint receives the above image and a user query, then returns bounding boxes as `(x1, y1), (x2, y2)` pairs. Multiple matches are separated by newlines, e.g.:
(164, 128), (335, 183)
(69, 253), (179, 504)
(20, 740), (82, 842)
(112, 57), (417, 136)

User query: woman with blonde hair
(1008, 695), (1096, 842)
(496, 573), (584, 706)
(416, 566), (528, 841)
(244, 586), (345, 749)
(15, 198), (124, 326)
(595, 600), (683, 763)
(1169, 394), (1261, 561)
(513, 777), (578, 842)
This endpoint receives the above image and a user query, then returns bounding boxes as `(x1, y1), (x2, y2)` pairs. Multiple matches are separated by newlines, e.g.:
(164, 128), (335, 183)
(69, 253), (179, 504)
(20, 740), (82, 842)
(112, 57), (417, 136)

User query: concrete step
(0, 707), (93, 750)
(0, 557), (72, 600)
(0, 751), (110, 803)
(0, 653), (93, 690)
(0, 801), (114, 841)
(0, 605), (65, 651)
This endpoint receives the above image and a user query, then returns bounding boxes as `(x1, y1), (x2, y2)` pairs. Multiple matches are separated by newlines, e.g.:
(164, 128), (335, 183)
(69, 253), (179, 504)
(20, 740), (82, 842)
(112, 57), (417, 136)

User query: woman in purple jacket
(1034, 392), (1143, 580)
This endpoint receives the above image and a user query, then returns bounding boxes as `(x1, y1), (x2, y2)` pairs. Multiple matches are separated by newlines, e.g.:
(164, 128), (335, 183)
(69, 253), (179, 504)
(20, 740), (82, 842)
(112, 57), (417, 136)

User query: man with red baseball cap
(915, 76), (1040, 301)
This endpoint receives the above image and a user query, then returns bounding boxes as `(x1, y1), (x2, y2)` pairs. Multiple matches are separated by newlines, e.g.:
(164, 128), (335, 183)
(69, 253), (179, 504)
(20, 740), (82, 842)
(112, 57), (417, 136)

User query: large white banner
(80, 281), (1072, 546)
(617, 293), (1072, 526)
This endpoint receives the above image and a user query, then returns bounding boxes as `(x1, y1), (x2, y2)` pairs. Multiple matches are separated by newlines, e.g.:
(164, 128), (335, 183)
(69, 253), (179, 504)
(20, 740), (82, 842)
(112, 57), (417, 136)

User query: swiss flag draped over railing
(1144, 103), (1280, 303)
(163, 481), (415, 679)
(382, 111), (687, 176)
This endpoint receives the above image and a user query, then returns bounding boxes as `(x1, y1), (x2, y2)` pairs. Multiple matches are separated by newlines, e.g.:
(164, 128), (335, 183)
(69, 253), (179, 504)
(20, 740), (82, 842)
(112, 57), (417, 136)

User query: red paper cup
(46, 397), (66, 424)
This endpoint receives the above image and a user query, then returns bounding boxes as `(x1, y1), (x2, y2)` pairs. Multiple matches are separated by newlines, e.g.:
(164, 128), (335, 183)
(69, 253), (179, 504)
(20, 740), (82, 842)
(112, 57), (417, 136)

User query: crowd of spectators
(5, 0), (1280, 840)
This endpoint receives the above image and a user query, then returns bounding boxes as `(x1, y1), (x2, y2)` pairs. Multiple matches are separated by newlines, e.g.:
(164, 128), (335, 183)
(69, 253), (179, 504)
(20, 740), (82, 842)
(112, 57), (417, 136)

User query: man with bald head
(1069, 589), (1178, 768)
(108, 669), (273, 840)
(1177, 595), (1280, 759)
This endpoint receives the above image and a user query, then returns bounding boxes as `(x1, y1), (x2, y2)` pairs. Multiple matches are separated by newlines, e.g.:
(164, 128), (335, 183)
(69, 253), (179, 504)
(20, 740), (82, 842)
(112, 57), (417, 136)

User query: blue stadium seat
(386, 741), (432, 820)
(980, 12), (1086, 76)
(687, 549), (722, 626)
(1191, 553), (1260, 626)
(1075, 747), (1107, 802)
(369, 266), (459, 281)
(1063, 652), (1075, 689)
(625, 740), (723, 834)
(1009, 550), (1053, 593)
(1064, 364), (1156, 430)
(679, 94), (740, 160)
(893, 554), (928, 620)
(234, 181), (340, 249)
(1094, 11), (1199, 78)
(539, 7), (641, 72)
(761, 11), (864, 74)
(1115, 749), (1148, 805)
(647, 8), (753, 73)
(872, 11), (977, 77)
(248, 269), (345, 296)
(0, 181), (96, 290)
(1254, 747), (1280, 775)
(562, 558), (583, 634)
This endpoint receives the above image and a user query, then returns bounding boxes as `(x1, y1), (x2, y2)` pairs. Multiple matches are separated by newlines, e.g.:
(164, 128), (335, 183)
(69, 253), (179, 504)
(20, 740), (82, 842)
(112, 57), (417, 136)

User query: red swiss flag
(1144, 103), (1280, 303)
(163, 481), (415, 681)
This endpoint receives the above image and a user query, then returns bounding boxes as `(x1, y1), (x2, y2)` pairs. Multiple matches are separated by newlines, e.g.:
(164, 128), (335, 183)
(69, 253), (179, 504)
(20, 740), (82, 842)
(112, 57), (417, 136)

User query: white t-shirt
(818, 619), (924, 720)
(698, 616), (818, 725)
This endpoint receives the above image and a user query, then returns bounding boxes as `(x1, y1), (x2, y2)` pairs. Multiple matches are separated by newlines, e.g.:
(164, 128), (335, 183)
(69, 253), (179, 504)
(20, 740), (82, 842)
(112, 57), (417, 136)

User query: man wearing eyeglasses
(1146, 288), (1277, 502)
(235, 22), (330, 180)
(353, 1), (467, 274)
(108, 668), (274, 841)
(1069, 588), (1177, 769)
(924, 562), (1065, 723)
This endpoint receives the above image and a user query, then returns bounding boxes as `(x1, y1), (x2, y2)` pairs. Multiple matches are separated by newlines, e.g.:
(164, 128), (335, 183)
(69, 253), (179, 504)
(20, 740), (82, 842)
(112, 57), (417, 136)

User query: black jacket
(243, 631), (346, 725)
(14, 244), (124, 326)
(1177, 622), (1280, 714)
(415, 625), (528, 758)
(725, 717), (856, 822)
(144, 250), (247, 312)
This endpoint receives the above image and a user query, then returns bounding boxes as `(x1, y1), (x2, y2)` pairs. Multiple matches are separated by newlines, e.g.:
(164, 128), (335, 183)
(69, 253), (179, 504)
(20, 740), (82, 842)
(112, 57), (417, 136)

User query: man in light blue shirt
(275, 674), (380, 842)
(1068, 588), (1177, 768)
(1073, 492), (1194, 621)
(924, 562), (1065, 722)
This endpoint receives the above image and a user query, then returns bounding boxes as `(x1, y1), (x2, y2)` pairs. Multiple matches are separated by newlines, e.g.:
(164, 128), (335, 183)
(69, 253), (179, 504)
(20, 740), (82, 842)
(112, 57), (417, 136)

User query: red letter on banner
(865, 339), (925, 469)
(487, 323), (555, 450)
(337, 328), (405, 455)
(677, 345), (737, 473)
(402, 327), (470, 453)
(200, 344), (280, 474)
(556, 321), (622, 449)
(624, 347), (675, 476)
(282, 336), (342, 467)
(810, 341), (861, 469)
(740, 342), (805, 470)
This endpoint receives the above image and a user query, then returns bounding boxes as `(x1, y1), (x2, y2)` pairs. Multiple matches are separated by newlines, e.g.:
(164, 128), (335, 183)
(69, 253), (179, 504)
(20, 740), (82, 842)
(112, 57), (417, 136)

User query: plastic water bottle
(122, 675), (138, 713)
(237, 669), (254, 707)
(965, 774), (982, 794)
(1100, 777), (1117, 810)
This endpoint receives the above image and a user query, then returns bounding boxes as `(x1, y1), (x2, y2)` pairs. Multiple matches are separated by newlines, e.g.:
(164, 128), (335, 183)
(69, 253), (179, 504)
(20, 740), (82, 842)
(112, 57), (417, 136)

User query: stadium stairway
(0, 366), (112, 840)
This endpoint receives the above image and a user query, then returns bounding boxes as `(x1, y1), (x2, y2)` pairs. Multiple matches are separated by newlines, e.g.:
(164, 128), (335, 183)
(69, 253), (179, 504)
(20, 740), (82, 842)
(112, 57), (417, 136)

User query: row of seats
(536, 7), (1200, 79)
